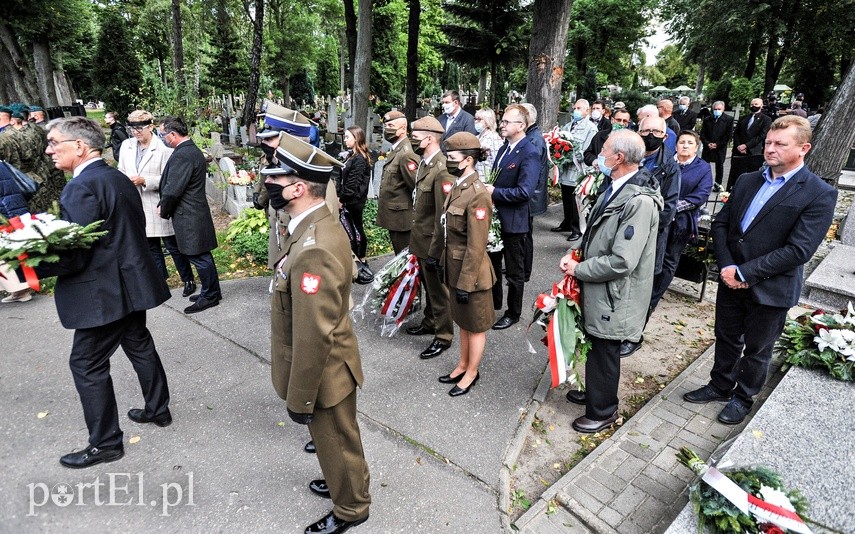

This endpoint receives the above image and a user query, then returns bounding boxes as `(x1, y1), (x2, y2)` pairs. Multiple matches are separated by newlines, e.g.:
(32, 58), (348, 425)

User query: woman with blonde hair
(118, 110), (196, 296)
(474, 108), (503, 181)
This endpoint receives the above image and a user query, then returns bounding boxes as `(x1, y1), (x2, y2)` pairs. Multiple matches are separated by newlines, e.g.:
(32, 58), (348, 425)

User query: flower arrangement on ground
(227, 169), (256, 186)
(676, 448), (814, 534)
(774, 303), (855, 382)
(0, 212), (107, 291)
(528, 249), (591, 388)
(353, 247), (420, 336)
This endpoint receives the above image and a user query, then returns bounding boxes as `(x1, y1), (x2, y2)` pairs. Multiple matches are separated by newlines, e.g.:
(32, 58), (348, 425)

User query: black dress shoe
(304, 440), (316, 454)
(182, 281), (197, 297)
(184, 297), (220, 314)
(683, 385), (731, 404)
(60, 444), (124, 469)
(406, 324), (435, 336)
(128, 408), (172, 427)
(309, 479), (331, 499)
(449, 373), (479, 397)
(620, 338), (643, 358)
(492, 316), (519, 330)
(565, 389), (586, 405)
(572, 411), (618, 433)
(717, 398), (751, 425)
(305, 511), (368, 534)
(550, 225), (570, 232)
(566, 232), (582, 241)
(438, 372), (464, 384)
(419, 339), (451, 359)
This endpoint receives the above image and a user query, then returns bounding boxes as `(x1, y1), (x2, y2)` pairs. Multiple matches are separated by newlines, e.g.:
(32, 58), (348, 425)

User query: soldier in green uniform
(4, 107), (67, 213)
(265, 132), (370, 534)
(406, 115), (455, 359)
(438, 132), (496, 397)
(376, 110), (420, 254)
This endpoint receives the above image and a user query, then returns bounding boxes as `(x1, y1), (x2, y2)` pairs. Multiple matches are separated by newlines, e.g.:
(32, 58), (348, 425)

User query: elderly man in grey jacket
(559, 130), (663, 433)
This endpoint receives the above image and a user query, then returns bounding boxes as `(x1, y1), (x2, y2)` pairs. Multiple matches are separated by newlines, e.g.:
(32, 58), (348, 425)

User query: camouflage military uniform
(5, 124), (66, 213)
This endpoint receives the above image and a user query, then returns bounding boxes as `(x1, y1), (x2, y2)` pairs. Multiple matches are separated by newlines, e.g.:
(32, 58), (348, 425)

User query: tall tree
(525, 0), (572, 131)
(352, 0), (372, 129)
(343, 0), (357, 92)
(241, 0), (265, 126)
(404, 0), (421, 121)
(806, 60), (855, 186)
(170, 0), (186, 107)
(92, 8), (142, 115)
(211, 0), (249, 99)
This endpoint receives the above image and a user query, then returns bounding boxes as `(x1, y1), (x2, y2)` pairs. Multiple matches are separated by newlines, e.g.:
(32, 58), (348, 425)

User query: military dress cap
(28, 105), (44, 112)
(411, 116), (444, 134)
(271, 131), (343, 184)
(383, 110), (406, 122)
(444, 132), (481, 152)
(0, 106), (11, 114)
(256, 127), (281, 139)
(260, 100), (313, 138)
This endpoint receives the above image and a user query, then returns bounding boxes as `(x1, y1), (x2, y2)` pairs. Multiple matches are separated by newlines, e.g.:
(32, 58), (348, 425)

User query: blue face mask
(572, 110), (583, 121)
(597, 154), (613, 176)
(678, 104), (688, 111)
(712, 110), (722, 118)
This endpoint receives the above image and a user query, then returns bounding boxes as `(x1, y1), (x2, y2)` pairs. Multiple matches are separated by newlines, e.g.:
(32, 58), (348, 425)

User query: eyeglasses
(128, 126), (150, 133)
(500, 120), (524, 126)
(638, 129), (665, 136)
(47, 139), (78, 148)
(612, 118), (630, 125)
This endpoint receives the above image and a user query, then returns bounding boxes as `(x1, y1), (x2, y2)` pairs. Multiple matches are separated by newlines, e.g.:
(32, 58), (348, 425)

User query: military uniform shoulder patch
(475, 207), (487, 220)
(301, 273), (321, 294)
(442, 182), (453, 194)
(406, 160), (418, 172)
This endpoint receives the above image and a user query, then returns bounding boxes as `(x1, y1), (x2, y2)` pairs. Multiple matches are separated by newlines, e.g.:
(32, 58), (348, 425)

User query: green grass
(85, 109), (106, 123)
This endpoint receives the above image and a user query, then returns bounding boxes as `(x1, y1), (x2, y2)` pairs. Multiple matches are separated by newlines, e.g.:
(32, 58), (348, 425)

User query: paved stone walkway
(513, 345), (784, 533)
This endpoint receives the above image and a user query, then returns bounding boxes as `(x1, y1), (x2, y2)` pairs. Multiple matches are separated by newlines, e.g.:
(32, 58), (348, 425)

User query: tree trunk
(352, 0), (372, 131)
(343, 0), (358, 93)
(478, 70), (487, 105)
(31, 42), (60, 106)
(805, 60), (855, 186)
(744, 30), (761, 79)
(282, 76), (291, 107)
(489, 61), (498, 107)
(0, 23), (39, 103)
(525, 0), (574, 131)
(339, 28), (347, 94)
(695, 56), (706, 95)
(404, 0), (420, 122)
(171, 0), (186, 107)
(241, 0), (265, 127)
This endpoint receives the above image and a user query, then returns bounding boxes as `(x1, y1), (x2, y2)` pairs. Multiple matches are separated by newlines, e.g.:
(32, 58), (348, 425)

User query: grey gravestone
(839, 203), (855, 246)
(228, 118), (238, 145)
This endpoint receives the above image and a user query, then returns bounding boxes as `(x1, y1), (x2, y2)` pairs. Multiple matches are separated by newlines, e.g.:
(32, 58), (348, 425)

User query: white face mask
(591, 110), (602, 121)
(443, 103), (455, 115)
(474, 122), (484, 133)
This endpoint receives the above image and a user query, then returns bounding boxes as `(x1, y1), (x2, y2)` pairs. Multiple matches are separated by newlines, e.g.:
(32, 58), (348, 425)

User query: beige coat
(117, 137), (175, 237)
(442, 172), (495, 293)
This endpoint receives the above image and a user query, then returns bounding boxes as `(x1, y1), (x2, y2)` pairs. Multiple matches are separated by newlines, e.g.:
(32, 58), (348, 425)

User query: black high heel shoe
(438, 372), (464, 384)
(449, 372), (479, 397)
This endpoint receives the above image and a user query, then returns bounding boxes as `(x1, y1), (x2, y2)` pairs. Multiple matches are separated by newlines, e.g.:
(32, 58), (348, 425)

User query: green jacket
(574, 168), (663, 341)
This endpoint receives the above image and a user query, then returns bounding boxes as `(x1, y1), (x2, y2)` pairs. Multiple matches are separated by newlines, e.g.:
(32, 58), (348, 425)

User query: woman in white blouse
(117, 109), (196, 297)
(474, 108), (504, 182)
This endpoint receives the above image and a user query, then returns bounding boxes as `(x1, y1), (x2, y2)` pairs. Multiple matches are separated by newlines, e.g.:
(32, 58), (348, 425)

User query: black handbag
(1, 160), (40, 200)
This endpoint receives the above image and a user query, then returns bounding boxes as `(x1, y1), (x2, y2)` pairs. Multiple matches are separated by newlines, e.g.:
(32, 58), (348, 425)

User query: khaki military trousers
(416, 257), (454, 343)
(388, 230), (411, 256)
(308, 389), (371, 521)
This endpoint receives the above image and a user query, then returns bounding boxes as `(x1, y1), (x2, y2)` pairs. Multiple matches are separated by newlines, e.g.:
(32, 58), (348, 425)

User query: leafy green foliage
(225, 208), (270, 264)
(91, 8), (142, 115)
(776, 311), (855, 382)
(362, 200), (393, 257)
(210, 0), (249, 98)
(0, 219), (108, 270)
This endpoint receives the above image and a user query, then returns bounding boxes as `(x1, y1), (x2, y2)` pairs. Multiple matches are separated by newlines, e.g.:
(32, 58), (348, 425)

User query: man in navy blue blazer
(485, 104), (541, 330)
(40, 117), (172, 468)
(439, 90), (477, 146)
(684, 116), (836, 425)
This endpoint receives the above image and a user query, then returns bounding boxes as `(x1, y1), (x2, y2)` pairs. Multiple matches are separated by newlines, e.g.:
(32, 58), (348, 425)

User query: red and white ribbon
(380, 255), (420, 326)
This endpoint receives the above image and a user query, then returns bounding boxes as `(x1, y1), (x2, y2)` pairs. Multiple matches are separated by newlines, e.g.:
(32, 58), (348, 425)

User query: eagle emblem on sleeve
(475, 208), (487, 220)
(301, 273), (321, 294)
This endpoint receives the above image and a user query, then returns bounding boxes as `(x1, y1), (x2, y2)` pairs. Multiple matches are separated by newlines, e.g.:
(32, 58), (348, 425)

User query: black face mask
(260, 144), (276, 161)
(445, 158), (467, 177)
(750, 106), (762, 113)
(264, 182), (290, 211)
(383, 127), (399, 143)
(642, 134), (664, 152)
(410, 138), (426, 156)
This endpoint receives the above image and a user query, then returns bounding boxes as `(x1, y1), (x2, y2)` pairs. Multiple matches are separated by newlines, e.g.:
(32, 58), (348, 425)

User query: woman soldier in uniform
(438, 132), (497, 397)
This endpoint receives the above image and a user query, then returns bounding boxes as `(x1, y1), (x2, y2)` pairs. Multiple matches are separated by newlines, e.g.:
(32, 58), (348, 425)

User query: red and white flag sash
(380, 255), (420, 325)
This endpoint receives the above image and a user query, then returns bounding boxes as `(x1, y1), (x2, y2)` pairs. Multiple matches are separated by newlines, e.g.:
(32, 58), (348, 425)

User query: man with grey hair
(521, 102), (549, 281)
(700, 100), (732, 185)
(554, 99), (598, 241)
(636, 104), (677, 152)
(39, 116), (172, 468)
(674, 96), (698, 132)
(559, 129), (663, 431)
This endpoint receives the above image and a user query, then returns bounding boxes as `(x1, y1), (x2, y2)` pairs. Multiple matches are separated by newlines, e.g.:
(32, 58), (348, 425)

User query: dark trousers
(346, 201), (368, 259)
(185, 252), (222, 301)
(711, 285), (788, 403)
(559, 184), (581, 233)
(489, 251), (503, 310)
(148, 235), (193, 282)
(389, 230), (410, 256)
(649, 229), (692, 312)
(703, 150), (726, 185)
(524, 216), (534, 282)
(585, 335), (621, 419)
(499, 232), (526, 320)
(308, 389), (371, 521)
(416, 257), (454, 343)
(69, 311), (170, 448)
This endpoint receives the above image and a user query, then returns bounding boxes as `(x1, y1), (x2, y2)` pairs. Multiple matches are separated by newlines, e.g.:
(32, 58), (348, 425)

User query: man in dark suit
(157, 117), (222, 314)
(520, 103), (549, 282)
(684, 116), (836, 425)
(439, 90), (477, 146)
(485, 104), (540, 330)
(674, 96), (698, 132)
(588, 100), (612, 133)
(40, 117), (172, 469)
(728, 97), (771, 191)
(699, 100), (732, 186)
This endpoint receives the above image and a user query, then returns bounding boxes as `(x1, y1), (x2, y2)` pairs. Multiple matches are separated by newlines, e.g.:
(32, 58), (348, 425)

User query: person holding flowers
(558, 130), (662, 432)
(0, 158), (33, 303)
(438, 132), (496, 397)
